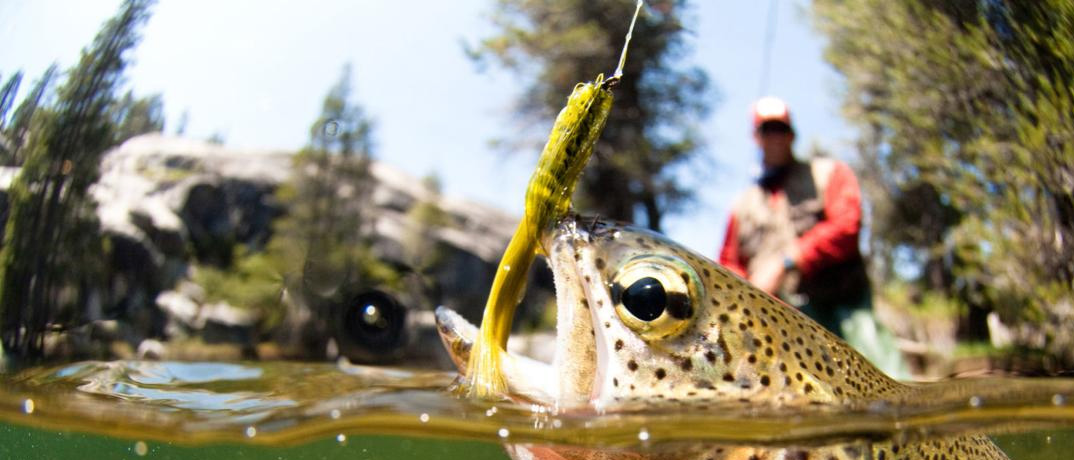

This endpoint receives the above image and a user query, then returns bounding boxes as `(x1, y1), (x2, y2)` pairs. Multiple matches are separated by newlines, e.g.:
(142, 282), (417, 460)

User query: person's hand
(749, 257), (785, 294)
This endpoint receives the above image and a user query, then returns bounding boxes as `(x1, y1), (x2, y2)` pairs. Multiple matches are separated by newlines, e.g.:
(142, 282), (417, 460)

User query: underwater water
(1, 360), (1073, 459)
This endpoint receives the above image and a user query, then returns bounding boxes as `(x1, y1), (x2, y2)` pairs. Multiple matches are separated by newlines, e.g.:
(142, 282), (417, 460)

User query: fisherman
(718, 96), (908, 378)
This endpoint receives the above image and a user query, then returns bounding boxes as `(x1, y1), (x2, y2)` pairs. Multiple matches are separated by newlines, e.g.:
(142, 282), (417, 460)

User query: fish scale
(437, 215), (1009, 459)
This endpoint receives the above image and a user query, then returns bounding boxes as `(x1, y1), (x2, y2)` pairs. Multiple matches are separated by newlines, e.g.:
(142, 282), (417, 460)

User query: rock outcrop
(1, 133), (553, 365)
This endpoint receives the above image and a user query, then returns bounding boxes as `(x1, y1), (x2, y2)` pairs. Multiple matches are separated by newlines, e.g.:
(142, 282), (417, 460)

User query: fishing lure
(465, 0), (644, 398)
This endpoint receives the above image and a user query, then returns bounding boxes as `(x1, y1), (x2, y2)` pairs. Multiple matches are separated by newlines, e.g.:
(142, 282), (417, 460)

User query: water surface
(2, 360), (1074, 459)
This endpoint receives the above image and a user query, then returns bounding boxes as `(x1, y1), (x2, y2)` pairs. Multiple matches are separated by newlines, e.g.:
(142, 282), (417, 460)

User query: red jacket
(718, 160), (863, 279)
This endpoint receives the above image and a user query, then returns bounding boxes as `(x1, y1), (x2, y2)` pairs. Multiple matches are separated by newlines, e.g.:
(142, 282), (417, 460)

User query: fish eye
(621, 276), (666, 321)
(611, 255), (701, 340)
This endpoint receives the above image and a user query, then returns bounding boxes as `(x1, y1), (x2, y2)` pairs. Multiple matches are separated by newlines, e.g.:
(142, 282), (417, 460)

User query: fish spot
(615, 339), (624, 351)
(627, 360), (638, 371)
(760, 375), (770, 386)
(613, 378), (618, 387)
(604, 321), (611, 329)
(716, 336), (732, 364)
(702, 268), (711, 277)
(680, 358), (693, 372)
(655, 368), (667, 380)
(804, 383), (814, 393)
(595, 258), (606, 270)
(722, 373), (734, 382)
(718, 314), (729, 323)
(581, 299), (590, 309)
(728, 303), (738, 311)
(705, 350), (717, 363)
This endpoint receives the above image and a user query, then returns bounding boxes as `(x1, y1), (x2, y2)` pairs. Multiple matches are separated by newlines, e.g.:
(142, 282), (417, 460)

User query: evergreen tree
(472, 0), (711, 231)
(110, 90), (165, 144)
(1, 65), (57, 166)
(0, 71), (22, 130)
(194, 64), (394, 340)
(0, 0), (156, 357)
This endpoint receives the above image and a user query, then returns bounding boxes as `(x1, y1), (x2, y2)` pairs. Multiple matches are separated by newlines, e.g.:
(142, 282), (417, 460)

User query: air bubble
(134, 441), (148, 457)
(336, 434), (347, 444)
(324, 120), (339, 137)
(497, 427), (510, 438)
(22, 399), (34, 414)
(968, 396), (982, 408)
(486, 406), (498, 417)
(1053, 394), (1066, 406)
(419, 413), (430, 423)
(638, 428), (650, 442)
(245, 426), (257, 438)
(330, 409), (341, 419)
(552, 419), (563, 429)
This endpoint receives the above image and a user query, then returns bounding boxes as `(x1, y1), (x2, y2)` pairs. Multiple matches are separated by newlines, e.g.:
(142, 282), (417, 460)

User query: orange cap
(751, 96), (792, 130)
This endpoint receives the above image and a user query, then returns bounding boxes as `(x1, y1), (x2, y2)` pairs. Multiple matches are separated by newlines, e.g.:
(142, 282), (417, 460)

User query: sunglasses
(757, 121), (793, 135)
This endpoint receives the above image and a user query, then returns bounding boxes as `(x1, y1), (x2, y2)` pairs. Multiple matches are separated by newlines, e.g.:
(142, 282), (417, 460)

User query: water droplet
(637, 428), (650, 442)
(324, 120), (339, 137)
(968, 396), (982, 408)
(330, 409), (341, 420)
(134, 441), (148, 457)
(497, 427), (510, 438)
(419, 413), (430, 423)
(22, 399), (34, 414)
(245, 426), (257, 438)
(1053, 394), (1066, 406)
(336, 434), (347, 444)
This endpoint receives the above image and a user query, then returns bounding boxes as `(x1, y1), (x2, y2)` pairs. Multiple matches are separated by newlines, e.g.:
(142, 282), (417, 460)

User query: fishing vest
(732, 157), (869, 306)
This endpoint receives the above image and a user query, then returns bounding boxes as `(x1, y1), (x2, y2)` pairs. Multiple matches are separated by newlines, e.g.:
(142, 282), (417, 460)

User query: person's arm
(718, 214), (749, 278)
(794, 161), (862, 276)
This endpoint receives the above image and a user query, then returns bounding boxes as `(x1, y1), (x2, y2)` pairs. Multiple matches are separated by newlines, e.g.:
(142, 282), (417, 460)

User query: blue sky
(0, 0), (855, 257)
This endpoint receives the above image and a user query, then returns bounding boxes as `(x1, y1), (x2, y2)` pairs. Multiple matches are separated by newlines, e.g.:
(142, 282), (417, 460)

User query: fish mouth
(433, 215), (608, 409)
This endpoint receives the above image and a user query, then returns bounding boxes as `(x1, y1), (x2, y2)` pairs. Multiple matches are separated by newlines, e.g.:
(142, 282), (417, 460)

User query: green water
(2, 360), (1074, 459)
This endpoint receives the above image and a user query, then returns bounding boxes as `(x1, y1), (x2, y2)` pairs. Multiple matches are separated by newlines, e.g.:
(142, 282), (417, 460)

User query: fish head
(437, 215), (900, 412)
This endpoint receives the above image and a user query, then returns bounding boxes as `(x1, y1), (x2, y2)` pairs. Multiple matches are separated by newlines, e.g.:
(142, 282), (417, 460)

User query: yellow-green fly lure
(465, 0), (644, 398)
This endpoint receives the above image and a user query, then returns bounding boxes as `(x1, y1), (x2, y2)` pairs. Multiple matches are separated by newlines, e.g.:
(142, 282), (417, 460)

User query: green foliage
(0, 0), (156, 358)
(109, 90), (165, 144)
(196, 64), (399, 335)
(471, 0), (711, 231)
(1, 65), (58, 166)
(814, 1), (1074, 356)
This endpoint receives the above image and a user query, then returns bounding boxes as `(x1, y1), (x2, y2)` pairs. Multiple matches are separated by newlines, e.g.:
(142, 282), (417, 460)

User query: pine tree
(0, 0), (156, 358)
(1, 66), (57, 166)
(472, 0), (711, 231)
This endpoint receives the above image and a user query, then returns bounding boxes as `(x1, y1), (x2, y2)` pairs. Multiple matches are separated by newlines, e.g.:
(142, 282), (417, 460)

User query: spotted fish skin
(436, 216), (1009, 460)
(544, 218), (906, 409)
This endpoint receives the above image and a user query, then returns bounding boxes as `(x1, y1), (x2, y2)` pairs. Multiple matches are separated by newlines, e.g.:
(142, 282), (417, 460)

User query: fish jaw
(434, 307), (560, 405)
(544, 220), (606, 410)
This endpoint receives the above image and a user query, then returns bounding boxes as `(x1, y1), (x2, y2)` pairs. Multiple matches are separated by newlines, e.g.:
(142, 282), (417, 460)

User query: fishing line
(757, 0), (779, 97)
